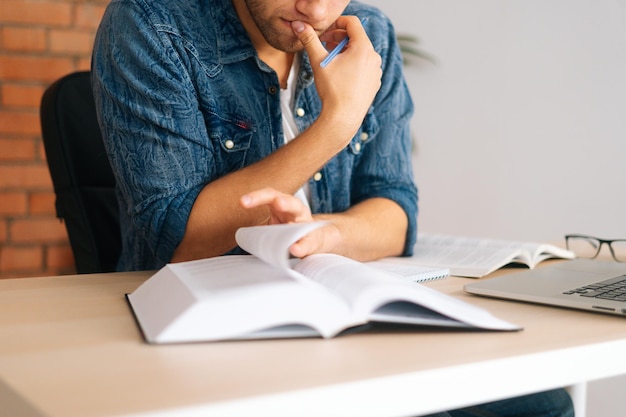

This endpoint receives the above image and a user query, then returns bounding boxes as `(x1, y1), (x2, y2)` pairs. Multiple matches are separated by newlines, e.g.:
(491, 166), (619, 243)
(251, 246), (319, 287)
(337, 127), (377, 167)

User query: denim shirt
(92, 0), (418, 271)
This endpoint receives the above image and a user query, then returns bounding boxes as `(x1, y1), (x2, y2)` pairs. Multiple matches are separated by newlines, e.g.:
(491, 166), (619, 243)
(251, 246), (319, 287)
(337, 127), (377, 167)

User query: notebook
(464, 259), (626, 317)
(367, 260), (450, 283)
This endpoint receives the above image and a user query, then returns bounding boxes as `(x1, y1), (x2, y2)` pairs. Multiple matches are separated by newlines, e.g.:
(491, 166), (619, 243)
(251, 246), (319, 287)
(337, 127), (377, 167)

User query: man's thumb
(291, 21), (326, 64)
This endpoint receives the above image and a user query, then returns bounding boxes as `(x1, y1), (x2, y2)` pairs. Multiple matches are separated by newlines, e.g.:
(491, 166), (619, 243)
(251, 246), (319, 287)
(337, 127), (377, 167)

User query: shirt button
(354, 142), (362, 153)
(296, 108), (305, 117)
(360, 132), (369, 141)
(224, 139), (235, 149)
(313, 172), (322, 181)
(268, 86), (278, 94)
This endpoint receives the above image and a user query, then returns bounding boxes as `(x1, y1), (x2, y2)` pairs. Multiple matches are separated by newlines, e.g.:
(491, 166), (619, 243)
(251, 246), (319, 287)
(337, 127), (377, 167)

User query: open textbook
(127, 222), (520, 343)
(392, 234), (576, 278)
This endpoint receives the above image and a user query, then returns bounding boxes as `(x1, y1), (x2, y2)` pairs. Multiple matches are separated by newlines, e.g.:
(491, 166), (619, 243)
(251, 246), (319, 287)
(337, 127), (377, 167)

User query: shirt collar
(210, 0), (256, 65)
(209, 0), (314, 86)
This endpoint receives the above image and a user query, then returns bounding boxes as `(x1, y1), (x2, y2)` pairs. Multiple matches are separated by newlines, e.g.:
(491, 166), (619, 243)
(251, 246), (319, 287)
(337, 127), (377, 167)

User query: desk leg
(566, 382), (587, 417)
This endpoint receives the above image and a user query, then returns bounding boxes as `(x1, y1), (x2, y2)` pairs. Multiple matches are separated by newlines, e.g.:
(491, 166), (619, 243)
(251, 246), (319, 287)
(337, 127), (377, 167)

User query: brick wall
(0, 0), (108, 278)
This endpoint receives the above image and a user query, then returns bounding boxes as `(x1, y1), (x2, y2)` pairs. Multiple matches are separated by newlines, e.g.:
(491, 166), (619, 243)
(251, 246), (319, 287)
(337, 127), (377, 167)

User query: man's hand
(240, 188), (333, 258)
(291, 16), (382, 139)
(240, 187), (313, 224)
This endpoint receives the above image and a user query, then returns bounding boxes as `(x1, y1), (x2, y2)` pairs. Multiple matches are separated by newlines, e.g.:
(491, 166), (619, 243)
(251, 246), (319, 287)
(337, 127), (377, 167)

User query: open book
(389, 234), (576, 278)
(127, 222), (520, 343)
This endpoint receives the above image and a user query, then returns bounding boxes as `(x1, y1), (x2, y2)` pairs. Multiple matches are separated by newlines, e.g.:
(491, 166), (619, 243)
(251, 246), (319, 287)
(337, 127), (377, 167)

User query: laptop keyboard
(563, 275), (626, 302)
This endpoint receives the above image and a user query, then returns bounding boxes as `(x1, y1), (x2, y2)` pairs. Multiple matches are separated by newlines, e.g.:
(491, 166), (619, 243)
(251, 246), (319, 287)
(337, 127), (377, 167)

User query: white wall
(361, 1), (626, 415)
(365, 0), (626, 243)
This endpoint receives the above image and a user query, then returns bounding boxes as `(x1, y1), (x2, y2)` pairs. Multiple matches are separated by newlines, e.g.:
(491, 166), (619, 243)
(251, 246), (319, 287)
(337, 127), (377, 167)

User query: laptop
(464, 259), (626, 317)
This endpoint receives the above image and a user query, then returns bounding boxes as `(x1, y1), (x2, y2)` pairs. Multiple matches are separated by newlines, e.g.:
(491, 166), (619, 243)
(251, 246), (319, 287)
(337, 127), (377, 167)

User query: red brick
(0, 192), (28, 215)
(10, 217), (68, 244)
(28, 191), (56, 215)
(45, 244), (74, 271)
(0, 0), (72, 26)
(0, 0), (108, 280)
(75, 4), (107, 30)
(77, 57), (92, 71)
(0, 27), (47, 52)
(1, 84), (46, 108)
(0, 110), (40, 136)
(37, 140), (47, 163)
(0, 165), (52, 189)
(50, 29), (95, 55)
(0, 138), (37, 161)
(0, 55), (75, 83)
(0, 245), (43, 272)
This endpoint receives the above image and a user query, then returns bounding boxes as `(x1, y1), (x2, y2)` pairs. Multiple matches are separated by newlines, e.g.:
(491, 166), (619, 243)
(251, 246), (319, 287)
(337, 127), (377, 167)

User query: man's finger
(240, 187), (281, 208)
(291, 20), (328, 66)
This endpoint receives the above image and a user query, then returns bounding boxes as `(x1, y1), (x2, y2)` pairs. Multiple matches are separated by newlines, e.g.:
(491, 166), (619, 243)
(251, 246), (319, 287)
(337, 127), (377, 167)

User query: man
(92, 0), (416, 272)
(92, 1), (573, 415)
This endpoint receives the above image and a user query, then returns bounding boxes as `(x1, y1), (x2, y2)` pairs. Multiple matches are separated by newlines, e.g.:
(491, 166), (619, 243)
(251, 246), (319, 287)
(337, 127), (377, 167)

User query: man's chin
(269, 39), (305, 54)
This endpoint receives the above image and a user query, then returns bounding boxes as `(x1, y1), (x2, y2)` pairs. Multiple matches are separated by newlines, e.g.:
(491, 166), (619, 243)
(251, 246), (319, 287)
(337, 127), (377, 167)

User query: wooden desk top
(1, 268), (625, 417)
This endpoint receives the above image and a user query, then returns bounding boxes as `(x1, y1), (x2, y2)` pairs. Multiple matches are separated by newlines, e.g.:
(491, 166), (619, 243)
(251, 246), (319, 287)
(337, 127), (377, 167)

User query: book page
(235, 221), (328, 271)
(414, 235), (530, 265)
(171, 255), (299, 294)
(131, 255), (352, 342)
(294, 253), (405, 314)
(408, 234), (574, 277)
(293, 253), (520, 330)
(517, 242), (575, 267)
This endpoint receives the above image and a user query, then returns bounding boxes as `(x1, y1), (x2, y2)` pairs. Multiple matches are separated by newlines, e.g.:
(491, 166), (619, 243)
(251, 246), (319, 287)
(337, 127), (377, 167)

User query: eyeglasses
(565, 234), (626, 262)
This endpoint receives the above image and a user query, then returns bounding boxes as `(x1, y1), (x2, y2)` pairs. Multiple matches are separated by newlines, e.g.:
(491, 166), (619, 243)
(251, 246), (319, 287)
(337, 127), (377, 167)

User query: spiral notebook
(367, 259), (450, 283)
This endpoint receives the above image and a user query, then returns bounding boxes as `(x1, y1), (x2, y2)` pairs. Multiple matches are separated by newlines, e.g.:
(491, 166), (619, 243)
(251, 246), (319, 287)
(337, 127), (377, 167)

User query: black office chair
(40, 71), (121, 273)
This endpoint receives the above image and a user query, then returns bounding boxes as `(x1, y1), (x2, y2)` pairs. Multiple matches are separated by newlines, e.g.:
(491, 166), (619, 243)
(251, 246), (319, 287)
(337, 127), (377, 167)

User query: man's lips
(281, 18), (324, 35)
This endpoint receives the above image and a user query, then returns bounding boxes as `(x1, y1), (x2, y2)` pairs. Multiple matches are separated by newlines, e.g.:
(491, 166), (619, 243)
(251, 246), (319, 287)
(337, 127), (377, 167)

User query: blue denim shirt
(92, 0), (418, 271)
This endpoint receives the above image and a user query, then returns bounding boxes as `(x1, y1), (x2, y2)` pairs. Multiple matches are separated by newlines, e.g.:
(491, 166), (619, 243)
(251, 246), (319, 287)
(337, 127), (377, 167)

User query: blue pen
(320, 17), (368, 68)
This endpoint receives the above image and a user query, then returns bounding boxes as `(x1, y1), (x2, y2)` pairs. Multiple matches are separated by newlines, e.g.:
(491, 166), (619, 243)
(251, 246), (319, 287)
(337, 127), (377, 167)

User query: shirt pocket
(207, 117), (254, 173)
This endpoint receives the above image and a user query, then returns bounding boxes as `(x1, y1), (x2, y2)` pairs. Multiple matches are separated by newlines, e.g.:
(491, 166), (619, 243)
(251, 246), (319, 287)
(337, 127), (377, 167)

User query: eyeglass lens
(566, 236), (626, 262)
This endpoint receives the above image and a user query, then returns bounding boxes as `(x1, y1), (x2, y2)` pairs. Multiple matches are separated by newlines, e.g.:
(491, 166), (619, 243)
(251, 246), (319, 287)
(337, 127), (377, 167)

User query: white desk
(1, 269), (625, 417)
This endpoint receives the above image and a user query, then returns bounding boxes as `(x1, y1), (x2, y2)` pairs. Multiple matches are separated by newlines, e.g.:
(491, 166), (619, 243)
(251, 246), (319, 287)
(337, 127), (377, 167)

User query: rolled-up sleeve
(352, 13), (419, 256)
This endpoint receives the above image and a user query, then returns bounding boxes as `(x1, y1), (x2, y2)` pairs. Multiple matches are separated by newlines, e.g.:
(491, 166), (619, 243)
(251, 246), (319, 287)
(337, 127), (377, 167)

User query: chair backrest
(40, 71), (121, 273)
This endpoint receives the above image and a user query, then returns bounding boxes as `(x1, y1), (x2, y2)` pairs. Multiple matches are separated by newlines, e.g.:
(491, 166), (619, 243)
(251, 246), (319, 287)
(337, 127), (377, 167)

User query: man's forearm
(171, 113), (361, 263)
(311, 197), (409, 262)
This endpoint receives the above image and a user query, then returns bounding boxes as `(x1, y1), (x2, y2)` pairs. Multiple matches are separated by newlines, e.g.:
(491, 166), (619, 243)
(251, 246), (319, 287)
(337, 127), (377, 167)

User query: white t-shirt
(280, 54), (311, 209)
